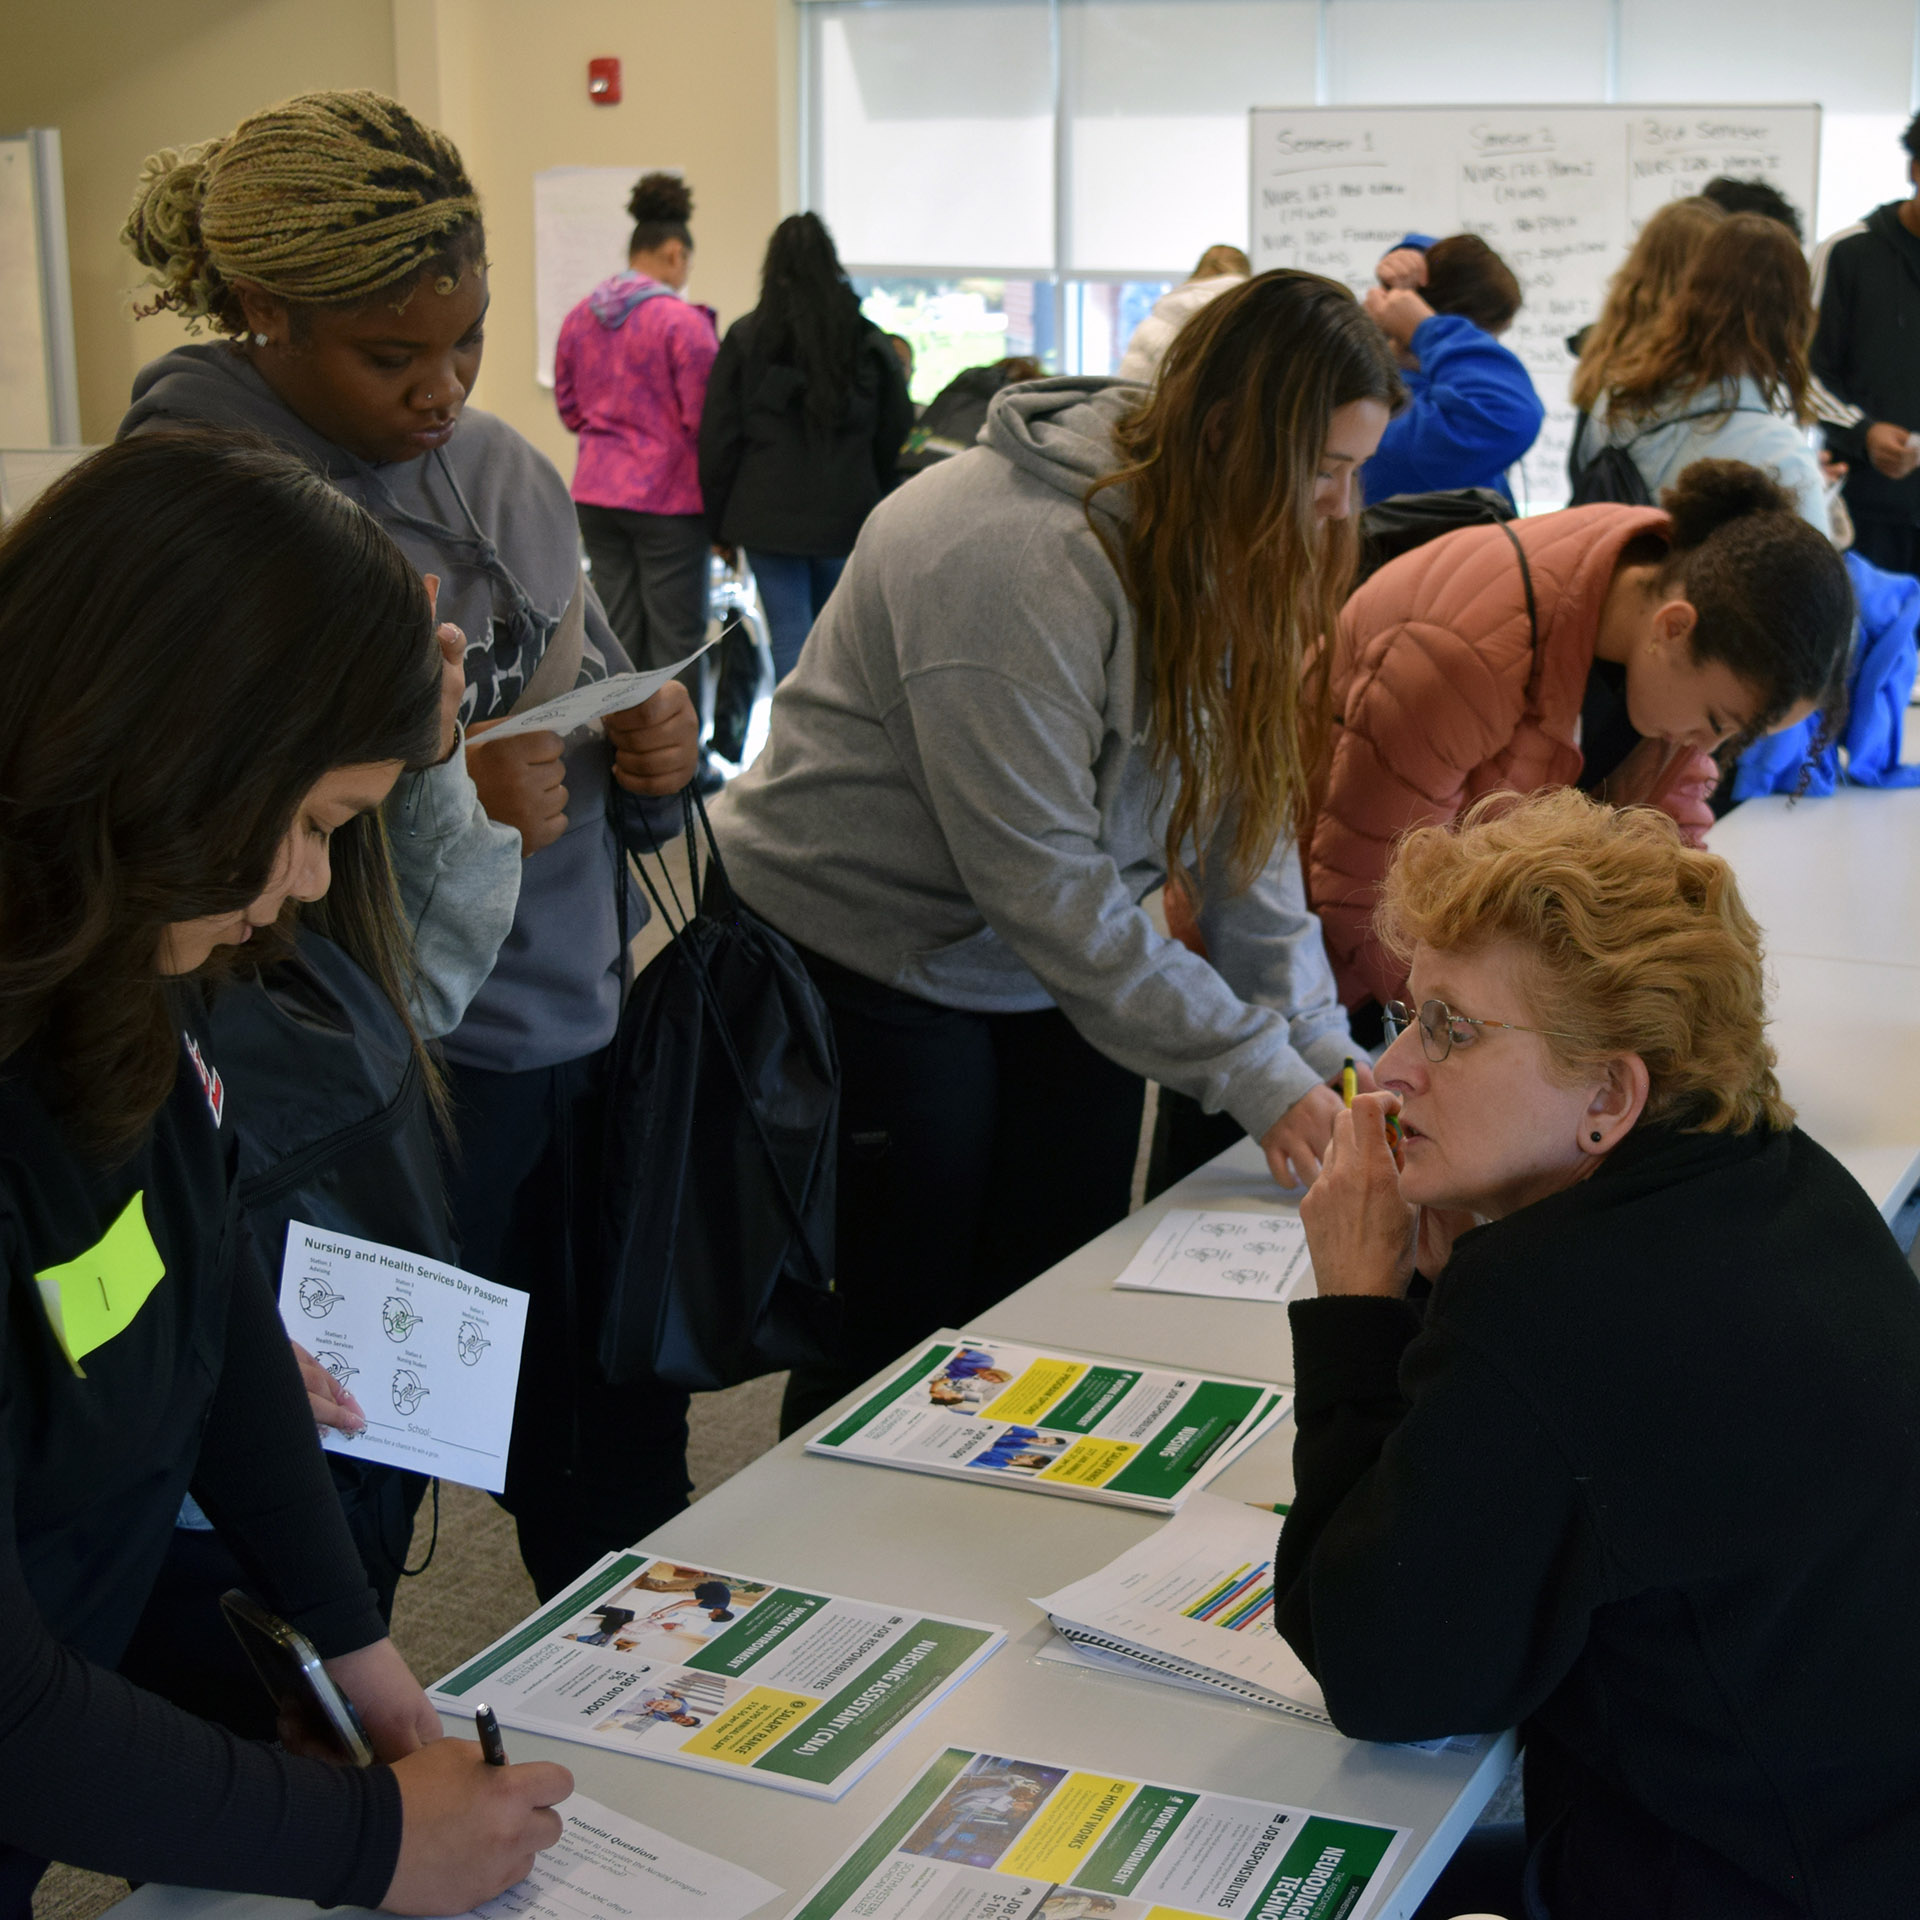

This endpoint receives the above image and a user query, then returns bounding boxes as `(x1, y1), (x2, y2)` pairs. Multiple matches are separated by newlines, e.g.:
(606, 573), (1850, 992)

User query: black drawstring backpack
(1357, 487), (1516, 582)
(599, 787), (841, 1391)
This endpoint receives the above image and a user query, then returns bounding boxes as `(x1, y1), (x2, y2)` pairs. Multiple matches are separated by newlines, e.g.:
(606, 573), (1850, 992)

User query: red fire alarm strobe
(588, 57), (622, 105)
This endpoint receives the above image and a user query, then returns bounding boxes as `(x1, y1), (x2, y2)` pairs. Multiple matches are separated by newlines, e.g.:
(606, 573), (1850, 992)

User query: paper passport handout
(804, 1331), (1290, 1512)
(1032, 1492), (1331, 1725)
(472, 1793), (778, 1920)
(276, 1220), (529, 1495)
(1112, 1209), (1314, 1304)
(786, 1743), (1410, 1920)
(469, 639), (716, 747)
(431, 1547), (1003, 1800)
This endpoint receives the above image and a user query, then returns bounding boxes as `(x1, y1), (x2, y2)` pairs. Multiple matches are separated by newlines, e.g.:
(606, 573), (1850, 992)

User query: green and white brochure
(788, 1745), (1410, 1920)
(430, 1551), (1002, 1800)
(804, 1331), (1290, 1512)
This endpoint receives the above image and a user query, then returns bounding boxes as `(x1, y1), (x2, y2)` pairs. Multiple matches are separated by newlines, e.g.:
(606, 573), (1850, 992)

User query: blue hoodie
(1362, 234), (1545, 505)
(1734, 551), (1920, 797)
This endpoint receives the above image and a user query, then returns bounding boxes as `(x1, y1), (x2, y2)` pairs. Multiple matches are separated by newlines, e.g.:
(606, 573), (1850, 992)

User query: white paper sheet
(277, 1220), (529, 1494)
(475, 1793), (779, 1920)
(1112, 1208), (1313, 1303)
(469, 642), (715, 749)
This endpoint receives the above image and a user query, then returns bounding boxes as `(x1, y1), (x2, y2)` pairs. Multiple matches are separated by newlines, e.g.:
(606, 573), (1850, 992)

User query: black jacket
(898, 363), (1024, 475)
(1274, 1124), (1920, 1919)
(698, 312), (914, 554)
(0, 1005), (400, 1901)
(1813, 203), (1920, 525)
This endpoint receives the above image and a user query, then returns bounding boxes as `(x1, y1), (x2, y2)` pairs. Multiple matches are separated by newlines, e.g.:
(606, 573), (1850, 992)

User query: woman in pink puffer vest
(1308, 461), (1853, 1011)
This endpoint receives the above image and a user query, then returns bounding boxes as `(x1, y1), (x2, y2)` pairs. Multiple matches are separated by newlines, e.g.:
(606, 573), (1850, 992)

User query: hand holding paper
(606, 677), (700, 796)
(469, 639), (716, 750)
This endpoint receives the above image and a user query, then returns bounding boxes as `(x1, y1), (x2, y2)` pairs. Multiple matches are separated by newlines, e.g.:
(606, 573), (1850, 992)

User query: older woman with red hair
(1279, 788), (1920, 1919)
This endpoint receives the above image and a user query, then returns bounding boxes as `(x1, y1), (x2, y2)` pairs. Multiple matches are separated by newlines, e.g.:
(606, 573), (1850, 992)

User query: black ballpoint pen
(475, 1702), (509, 1767)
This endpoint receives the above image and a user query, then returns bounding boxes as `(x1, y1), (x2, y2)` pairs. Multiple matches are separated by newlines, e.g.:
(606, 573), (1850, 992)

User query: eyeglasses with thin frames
(1382, 997), (1584, 1064)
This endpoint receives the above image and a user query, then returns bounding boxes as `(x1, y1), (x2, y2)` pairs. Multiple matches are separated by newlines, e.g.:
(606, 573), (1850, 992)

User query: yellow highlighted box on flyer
(679, 1688), (819, 1765)
(1000, 1774), (1137, 1880)
(981, 1358), (1087, 1426)
(1040, 1437), (1139, 1487)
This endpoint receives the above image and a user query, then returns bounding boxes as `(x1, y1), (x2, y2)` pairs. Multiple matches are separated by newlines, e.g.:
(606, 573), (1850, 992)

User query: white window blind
(812, 1), (1056, 270)
(1062, 1), (1317, 274)
(1326, 0), (1613, 106)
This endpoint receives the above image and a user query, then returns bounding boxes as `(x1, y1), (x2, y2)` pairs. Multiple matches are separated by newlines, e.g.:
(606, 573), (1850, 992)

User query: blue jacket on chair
(1733, 551), (1920, 798)
(1362, 234), (1546, 506)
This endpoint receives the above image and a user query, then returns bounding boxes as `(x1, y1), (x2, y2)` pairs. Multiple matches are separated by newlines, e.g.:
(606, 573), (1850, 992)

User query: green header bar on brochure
(1044, 1364), (1143, 1434)
(1075, 1784), (1200, 1894)
(818, 1343), (954, 1449)
(685, 1588), (830, 1677)
(754, 1621), (997, 1784)
(1254, 1817), (1398, 1919)
(790, 1747), (975, 1920)
(437, 1554), (646, 1696)
(1106, 1381), (1268, 1501)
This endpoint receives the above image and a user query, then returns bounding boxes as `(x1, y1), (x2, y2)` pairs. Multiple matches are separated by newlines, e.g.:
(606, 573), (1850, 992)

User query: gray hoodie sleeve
(386, 725), (522, 1040)
(888, 654), (1354, 1141)
(1194, 827), (1364, 1094)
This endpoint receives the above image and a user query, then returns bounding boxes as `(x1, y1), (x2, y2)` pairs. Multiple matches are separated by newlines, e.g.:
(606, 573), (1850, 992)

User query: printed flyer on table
(430, 1550), (1002, 1800)
(789, 1746), (1409, 1920)
(804, 1331), (1290, 1511)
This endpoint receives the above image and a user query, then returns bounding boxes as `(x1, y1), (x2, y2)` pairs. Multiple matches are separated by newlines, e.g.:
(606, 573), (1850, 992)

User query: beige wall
(0, 0), (793, 459)
(0, 0), (396, 443)
(402, 0), (791, 475)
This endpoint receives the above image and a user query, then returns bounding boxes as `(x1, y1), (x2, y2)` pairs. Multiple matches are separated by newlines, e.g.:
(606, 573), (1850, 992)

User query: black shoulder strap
(1499, 522), (1540, 652)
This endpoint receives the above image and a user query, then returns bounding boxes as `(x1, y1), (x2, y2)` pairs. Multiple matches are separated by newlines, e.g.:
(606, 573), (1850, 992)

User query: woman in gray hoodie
(715, 272), (1402, 1429)
(119, 91), (699, 1599)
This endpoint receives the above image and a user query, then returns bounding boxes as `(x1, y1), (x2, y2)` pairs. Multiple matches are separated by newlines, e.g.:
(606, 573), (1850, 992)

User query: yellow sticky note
(34, 1192), (166, 1375)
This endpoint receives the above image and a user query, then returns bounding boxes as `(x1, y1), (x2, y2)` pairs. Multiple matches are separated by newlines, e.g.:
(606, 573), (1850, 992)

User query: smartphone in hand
(220, 1589), (375, 1766)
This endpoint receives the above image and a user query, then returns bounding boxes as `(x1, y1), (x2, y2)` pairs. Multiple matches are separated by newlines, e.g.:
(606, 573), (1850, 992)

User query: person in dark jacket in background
(1812, 112), (1920, 577)
(0, 432), (571, 1919)
(1279, 788), (1920, 1920)
(698, 213), (914, 681)
(898, 356), (1044, 476)
(1362, 233), (1543, 504)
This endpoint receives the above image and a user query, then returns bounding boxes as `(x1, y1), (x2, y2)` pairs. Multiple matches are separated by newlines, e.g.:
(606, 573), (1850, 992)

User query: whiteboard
(532, 165), (677, 389)
(1248, 105), (1820, 508)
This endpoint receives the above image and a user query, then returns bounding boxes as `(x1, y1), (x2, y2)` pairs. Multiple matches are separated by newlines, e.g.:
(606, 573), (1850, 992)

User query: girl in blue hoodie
(1360, 232), (1545, 505)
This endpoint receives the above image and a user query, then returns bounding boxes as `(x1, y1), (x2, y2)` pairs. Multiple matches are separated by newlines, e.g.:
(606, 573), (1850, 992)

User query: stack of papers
(804, 1332), (1290, 1512)
(788, 1744), (1409, 1920)
(1033, 1492), (1330, 1724)
(1112, 1209), (1314, 1303)
(431, 1549), (1002, 1800)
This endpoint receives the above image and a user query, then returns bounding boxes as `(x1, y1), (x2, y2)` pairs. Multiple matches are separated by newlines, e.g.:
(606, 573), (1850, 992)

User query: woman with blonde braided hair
(119, 91), (702, 1601)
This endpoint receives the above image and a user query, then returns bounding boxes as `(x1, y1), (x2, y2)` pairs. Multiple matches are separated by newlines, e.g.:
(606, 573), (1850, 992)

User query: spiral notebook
(1032, 1490), (1332, 1725)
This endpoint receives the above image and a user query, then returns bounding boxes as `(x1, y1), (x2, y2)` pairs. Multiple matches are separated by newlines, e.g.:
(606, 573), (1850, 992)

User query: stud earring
(251, 331), (269, 347)
(1590, 1131), (1602, 1143)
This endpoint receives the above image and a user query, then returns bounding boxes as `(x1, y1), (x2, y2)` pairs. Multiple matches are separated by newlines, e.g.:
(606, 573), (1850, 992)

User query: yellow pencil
(1341, 1057), (1357, 1109)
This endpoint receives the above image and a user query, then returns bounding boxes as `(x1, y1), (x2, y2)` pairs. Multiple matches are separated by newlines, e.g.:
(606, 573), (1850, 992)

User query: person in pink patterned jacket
(555, 172), (720, 730)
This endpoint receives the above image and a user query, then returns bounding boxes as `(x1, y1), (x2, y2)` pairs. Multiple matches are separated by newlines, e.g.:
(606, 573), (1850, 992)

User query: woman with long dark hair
(0, 431), (570, 1916)
(698, 212), (914, 680)
(713, 271), (1401, 1428)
